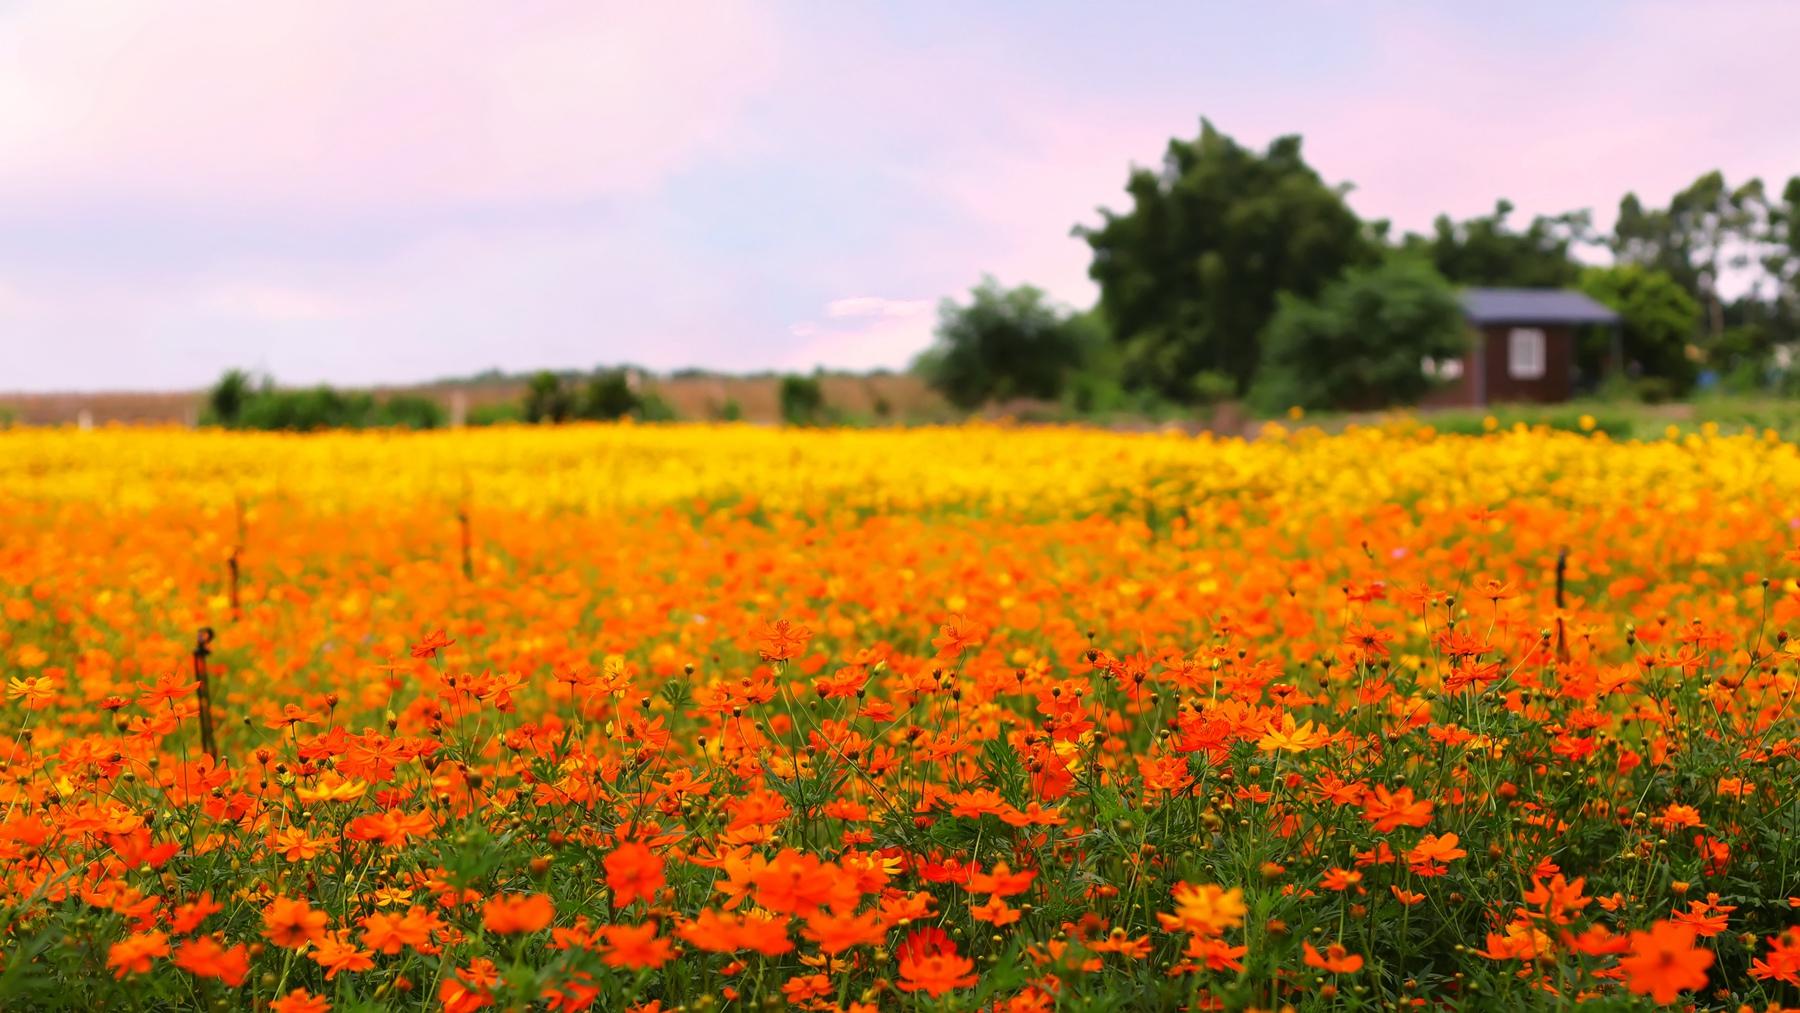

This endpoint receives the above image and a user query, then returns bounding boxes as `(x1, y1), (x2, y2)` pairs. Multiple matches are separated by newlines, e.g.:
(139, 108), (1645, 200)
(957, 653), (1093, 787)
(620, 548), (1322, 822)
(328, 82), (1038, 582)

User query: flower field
(4, 422), (1800, 1011)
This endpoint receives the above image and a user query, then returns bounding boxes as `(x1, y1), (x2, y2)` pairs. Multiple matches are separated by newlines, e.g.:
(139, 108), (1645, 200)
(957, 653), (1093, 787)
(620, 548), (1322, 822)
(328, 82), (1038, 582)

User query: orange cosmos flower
(1303, 942), (1365, 973)
(1406, 832), (1467, 875)
(310, 931), (375, 980)
(755, 618), (812, 661)
(1157, 883), (1247, 938)
(269, 988), (332, 1013)
(171, 892), (223, 934)
(604, 842), (666, 908)
(598, 922), (675, 969)
(676, 908), (795, 956)
(106, 930), (169, 978)
(172, 936), (250, 986)
(931, 614), (987, 657)
(898, 945), (979, 997)
(361, 906), (441, 955)
(1618, 920), (1714, 1004)
(410, 628), (455, 659)
(1361, 785), (1433, 832)
(801, 909), (887, 953)
(965, 862), (1035, 897)
(344, 808), (435, 847)
(263, 897), (329, 949)
(482, 893), (555, 934)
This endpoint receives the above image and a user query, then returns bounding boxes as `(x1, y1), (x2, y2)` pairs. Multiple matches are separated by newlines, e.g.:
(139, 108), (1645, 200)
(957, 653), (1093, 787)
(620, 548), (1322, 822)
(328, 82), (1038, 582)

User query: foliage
(914, 277), (1096, 409)
(577, 371), (642, 421)
(200, 371), (445, 431)
(204, 369), (254, 426)
(1578, 264), (1702, 394)
(1077, 119), (1376, 399)
(1400, 198), (1589, 287)
(1250, 256), (1468, 412)
(778, 373), (826, 425)
(466, 400), (524, 427)
(523, 370), (576, 424)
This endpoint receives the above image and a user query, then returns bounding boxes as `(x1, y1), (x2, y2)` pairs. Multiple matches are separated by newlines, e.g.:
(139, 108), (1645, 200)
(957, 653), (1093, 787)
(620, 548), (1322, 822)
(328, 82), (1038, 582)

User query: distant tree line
(203, 371), (446, 430)
(916, 119), (1800, 412)
(199, 366), (865, 431)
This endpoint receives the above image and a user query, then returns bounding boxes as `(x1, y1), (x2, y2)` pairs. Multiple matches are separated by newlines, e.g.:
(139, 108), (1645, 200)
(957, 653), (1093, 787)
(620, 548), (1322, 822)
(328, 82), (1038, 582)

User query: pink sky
(3, 2), (1796, 390)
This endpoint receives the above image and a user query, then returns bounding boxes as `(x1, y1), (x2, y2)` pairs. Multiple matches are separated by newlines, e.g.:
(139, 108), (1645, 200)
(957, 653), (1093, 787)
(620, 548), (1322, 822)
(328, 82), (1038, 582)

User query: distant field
(0, 373), (947, 427)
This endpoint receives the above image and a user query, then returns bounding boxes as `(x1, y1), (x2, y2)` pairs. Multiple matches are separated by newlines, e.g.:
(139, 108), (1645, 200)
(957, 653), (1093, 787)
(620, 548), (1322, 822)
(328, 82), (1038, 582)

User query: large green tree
(1249, 256), (1468, 412)
(1577, 264), (1701, 394)
(1613, 171), (1768, 342)
(1400, 199), (1588, 287)
(913, 277), (1095, 409)
(1076, 120), (1376, 400)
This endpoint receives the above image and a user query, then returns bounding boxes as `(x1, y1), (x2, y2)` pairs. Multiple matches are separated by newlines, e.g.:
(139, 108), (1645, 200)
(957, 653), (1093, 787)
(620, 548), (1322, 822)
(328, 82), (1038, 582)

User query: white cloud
(0, 1), (780, 210)
(824, 296), (933, 320)
(199, 282), (351, 322)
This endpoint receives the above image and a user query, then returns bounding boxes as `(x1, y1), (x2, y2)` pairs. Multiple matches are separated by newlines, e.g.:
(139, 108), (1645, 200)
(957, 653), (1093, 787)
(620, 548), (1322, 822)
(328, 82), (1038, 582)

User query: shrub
(779, 374), (826, 426)
(1250, 257), (1468, 413)
(915, 278), (1095, 409)
(467, 401), (524, 427)
(523, 371), (574, 424)
(577, 371), (642, 421)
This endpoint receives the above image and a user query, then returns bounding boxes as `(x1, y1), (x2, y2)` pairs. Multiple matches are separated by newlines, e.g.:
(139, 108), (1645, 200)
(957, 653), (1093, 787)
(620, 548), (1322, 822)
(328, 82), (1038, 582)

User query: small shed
(1422, 288), (1621, 407)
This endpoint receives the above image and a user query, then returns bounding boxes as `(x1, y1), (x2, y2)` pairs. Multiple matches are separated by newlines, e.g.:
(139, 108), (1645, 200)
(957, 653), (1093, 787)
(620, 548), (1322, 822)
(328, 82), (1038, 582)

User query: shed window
(1508, 328), (1546, 380)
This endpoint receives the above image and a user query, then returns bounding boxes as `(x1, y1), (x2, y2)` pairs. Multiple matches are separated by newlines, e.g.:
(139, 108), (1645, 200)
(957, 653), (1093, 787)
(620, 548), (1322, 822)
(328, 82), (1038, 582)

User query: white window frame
(1507, 327), (1546, 380)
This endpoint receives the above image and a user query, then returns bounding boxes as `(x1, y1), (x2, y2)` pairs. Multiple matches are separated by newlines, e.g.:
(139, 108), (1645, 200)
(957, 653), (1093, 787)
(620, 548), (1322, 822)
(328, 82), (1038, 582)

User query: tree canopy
(1250, 257), (1468, 412)
(1400, 199), (1590, 288)
(1577, 264), (1701, 395)
(913, 277), (1095, 409)
(1077, 120), (1376, 401)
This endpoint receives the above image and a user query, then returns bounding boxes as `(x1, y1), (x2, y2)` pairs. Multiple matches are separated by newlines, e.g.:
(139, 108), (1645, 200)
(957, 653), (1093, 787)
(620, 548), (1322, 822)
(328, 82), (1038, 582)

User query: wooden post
(227, 549), (241, 622)
(193, 627), (218, 758)
(1554, 547), (1569, 663)
(458, 505), (473, 581)
(229, 496), (245, 622)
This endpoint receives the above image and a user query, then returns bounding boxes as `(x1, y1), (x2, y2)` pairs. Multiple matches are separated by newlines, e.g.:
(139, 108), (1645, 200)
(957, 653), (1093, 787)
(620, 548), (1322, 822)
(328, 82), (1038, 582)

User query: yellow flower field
(2, 422), (1799, 1010)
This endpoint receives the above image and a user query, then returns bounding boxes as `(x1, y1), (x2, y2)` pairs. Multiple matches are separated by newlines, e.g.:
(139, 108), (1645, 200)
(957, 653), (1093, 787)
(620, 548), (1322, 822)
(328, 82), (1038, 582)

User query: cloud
(787, 297), (939, 370)
(825, 297), (933, 320)
(199, 283), (352, 323)
(0, 1), (780, 211)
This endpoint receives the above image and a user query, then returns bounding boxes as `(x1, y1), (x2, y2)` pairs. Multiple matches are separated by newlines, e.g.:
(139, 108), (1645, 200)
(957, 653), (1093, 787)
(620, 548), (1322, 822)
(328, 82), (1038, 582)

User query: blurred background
(2, 2), (1796, 433)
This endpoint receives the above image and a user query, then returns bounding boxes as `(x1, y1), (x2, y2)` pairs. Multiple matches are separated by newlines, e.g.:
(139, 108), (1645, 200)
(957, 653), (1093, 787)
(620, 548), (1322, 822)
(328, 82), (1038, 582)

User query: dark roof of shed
(1461, 288), (1620, 325)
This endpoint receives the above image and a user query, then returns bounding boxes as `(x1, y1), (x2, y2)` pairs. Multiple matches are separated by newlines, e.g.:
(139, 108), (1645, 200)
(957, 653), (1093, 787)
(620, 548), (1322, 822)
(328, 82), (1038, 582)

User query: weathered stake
(194, 627), (218, 758)
(458, 505), (473, 581)
(227, 548), (241, 622)
(1554, 546), (1570, 663)
(230, 495), (245, 622)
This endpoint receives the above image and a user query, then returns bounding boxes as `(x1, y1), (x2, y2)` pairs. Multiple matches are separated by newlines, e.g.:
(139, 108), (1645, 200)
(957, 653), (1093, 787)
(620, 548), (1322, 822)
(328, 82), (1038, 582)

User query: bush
(636, 393), (678, 423)
(374, 395), (447, 430)
(915, 278), (1096, 409)
(204, 369), (254, 426)
(779, 375), (826, 426)
(467, 401), (524, 427)
(1249, 257), (1468, 413)
(198, 371), (447, 431)
(523, 371), (574, 424)
(1577, 264), (1700, 395)
(577, 371), (642, 421)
